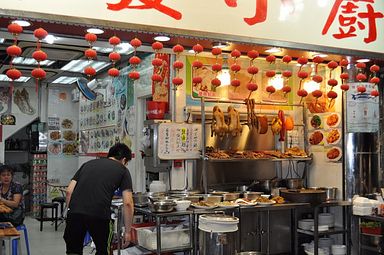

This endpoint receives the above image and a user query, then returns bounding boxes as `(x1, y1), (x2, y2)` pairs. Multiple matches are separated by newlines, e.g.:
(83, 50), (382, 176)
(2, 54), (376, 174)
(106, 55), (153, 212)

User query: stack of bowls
(319, 213), (335, 228)
(318, 237), (333, 254)
(331, 245), (346, 255)
(298, 219), (314, 230)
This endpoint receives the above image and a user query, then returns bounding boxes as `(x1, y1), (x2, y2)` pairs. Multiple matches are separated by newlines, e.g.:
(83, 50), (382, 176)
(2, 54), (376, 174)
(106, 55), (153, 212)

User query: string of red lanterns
(128, 38), (142, 81)
(172, 44), (184, 88)
(6, 23), (23, 95)
(108, 35), (121, 78)
(32, 28), (48, 93)
(84, 33), (97, 79)
(192, 44), (204, 91)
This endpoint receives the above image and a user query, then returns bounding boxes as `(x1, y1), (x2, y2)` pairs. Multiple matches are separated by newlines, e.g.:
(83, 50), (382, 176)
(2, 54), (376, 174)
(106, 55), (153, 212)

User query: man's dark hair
(0, 165), (14, 176)
(107, 143), (132, 161)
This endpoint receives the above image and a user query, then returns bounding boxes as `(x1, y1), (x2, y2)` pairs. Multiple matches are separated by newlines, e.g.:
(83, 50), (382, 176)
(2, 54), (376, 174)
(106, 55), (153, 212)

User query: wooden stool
(38, 203), (58, 231)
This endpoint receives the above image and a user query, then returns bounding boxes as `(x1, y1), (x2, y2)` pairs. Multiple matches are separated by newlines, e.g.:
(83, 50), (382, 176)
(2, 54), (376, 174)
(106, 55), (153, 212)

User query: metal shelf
(297, 227), (347, 236)
(361, 244), (383, 253)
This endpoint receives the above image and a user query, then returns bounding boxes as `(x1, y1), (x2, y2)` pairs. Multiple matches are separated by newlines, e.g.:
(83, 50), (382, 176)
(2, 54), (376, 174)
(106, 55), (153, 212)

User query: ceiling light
(0, 38), (5, 44)
(265, 47), (282, 53)
(12, 57), (55, 66)
(268, 74), (284, 90)
(0, 74), (30, 83)
(93, 42), (134, 55)
(312, 52), (328, 58)
(52, 76), (80, 84)
(12, 20), (31, 27)
(212, 42), (230, 49)
(86, 28), (104, 34)
(153, 35), (170, 42)
(44, 35), (57, 44)
(356, 58), (370, 63)
(61, 60), (110, 73)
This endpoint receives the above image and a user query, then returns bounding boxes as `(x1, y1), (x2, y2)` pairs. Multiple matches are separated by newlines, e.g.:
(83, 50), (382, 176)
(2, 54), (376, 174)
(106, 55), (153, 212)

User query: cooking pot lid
(199, 214), (239, 223)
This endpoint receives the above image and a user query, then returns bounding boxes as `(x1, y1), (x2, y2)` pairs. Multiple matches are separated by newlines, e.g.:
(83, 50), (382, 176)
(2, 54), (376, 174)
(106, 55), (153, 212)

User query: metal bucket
(198, 214), (239, 255)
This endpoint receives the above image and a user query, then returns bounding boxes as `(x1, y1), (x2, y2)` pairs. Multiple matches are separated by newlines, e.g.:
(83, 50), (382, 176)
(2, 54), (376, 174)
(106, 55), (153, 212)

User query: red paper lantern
(282, 86), (291, 94)
(84, 66), (96, 76)
(266, 86), (276, 94)
(8, 23), (23, 35)
(211, 78), (221, 87)
(130, 38), (142, 48)
(282, 70), (292, 78)
(212, 64), (222, 72)
(371, 90), (379, 97)
(6, 45), (22, 57)
(109, 36), (121, 46)
(32, 50), (48, 62)
(339, 59), (349, 67)
(230, 64), (241, 72)
(297, 57), (308, 66)
(313, 56), (324, 64)
(370, 77), (380, 84)
(108, 68), (120, 77)
(173, 61), (184, 69)
(312, 90), (323, 98)
(356, 73), (367, 81)
(246, 82), (258, 91)
(31, 68), (46, 79)
(340, 73), (349, 80)
(247, 50), (259, 59)
(266, 70), (276, 78)
(129, 56), (141, 65)
(109, 52), (121, 62)
(6, 68), (21, 80)
(247, 66), (259, 75)
(172, 77), (183, 86)
(327, 61), (338, 69)
(231, 79), (241, 87)
(266, 55), (276, 63)
(129, 71), (140, 80)
(193, 76), (203, 84)
(192, 44), (203, 53)
(33, 28), (48, 40)
(172, 44), (184, 53)
(312, 75), (323, 83)
(340, 84), (350, 91)
(152, 42), (163, 51)
(327, 91), (338, 99)
(327, 79), (338, 87)
(152, 74), (163, 82)
(85, 33), (97, 43)
(192, 60), (203, 69)
(370, 65), (380, 73)
(282, 55), (292, 64)
(357, 86), (366, 93)
(298, 71), (309, 79)
(297, 89), (308, 98)
(152, 58), (163, 67)
(231, 49), (241, 58)
(356, 62), (366, 69)
(85, 49), (97, 60)
(211, 48), (222, 56)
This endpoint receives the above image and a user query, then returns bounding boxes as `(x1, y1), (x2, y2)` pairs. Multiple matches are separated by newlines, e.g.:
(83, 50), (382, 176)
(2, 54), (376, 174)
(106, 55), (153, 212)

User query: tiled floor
(14, 216), (94, 255)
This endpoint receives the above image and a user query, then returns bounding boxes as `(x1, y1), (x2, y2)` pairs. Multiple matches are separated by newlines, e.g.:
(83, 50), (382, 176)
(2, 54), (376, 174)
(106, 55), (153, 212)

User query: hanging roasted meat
(212, 105), (228, 137)
(227, 106), (242, 136)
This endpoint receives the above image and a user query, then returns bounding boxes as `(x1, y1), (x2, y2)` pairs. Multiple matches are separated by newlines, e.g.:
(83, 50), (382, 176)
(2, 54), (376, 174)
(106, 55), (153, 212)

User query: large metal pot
(280, 189), (326, 205)
(248, 178), (281, 193)
(133, 192), (149, 207)
(285, 178), (304, 189)
(242, 192), (263, 200)
(148, 200), (176, 212)
(223, 192), (240, 201)
(319, 187), (338, 200)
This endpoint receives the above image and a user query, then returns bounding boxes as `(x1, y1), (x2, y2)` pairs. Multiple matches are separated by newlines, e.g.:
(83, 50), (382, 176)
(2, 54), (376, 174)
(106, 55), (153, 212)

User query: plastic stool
(11, 224), (30, 255)
(38, 203), (58, 231)
(52, 197), (66, 216)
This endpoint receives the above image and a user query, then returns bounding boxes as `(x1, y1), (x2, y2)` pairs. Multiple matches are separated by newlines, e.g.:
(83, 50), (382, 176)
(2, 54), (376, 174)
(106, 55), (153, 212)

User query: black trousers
(63, 212), (114, 255)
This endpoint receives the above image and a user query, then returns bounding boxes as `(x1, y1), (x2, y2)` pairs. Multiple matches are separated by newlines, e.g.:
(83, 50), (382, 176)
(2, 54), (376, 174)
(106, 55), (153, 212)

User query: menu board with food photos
(308, 112), (342, 162)
(47, 117), (78, 156)
(158, 123), (202, 160)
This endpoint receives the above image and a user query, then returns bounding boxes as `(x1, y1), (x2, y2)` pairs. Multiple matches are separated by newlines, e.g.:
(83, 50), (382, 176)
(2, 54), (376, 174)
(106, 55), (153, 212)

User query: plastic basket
(136, 225), (190, 250)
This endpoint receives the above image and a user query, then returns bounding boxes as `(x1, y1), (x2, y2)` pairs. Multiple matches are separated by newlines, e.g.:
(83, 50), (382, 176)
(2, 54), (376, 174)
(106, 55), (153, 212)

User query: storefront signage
(1, 0), (383, 54)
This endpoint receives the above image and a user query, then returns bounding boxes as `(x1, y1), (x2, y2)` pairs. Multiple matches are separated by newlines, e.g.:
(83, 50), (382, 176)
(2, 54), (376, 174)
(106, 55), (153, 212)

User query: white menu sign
(346, 82), (379, 133)
(158, 123), (202, 160)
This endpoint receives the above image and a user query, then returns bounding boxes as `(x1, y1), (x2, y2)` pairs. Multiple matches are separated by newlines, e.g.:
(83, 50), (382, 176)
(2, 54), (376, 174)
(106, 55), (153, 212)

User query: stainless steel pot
(237, 252), (265, 255)
(243, 192), (263, 200)
(132, 192), (149, 207)
(223, 192), (240, 201)
(319, 187), (337, 200)
(248, 178), (281, 193)
(285, 178), (304, 189)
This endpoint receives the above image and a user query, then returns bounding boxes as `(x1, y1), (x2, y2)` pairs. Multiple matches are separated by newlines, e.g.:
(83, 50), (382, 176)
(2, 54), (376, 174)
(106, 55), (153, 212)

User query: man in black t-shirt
(64, 143), (134, 255)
